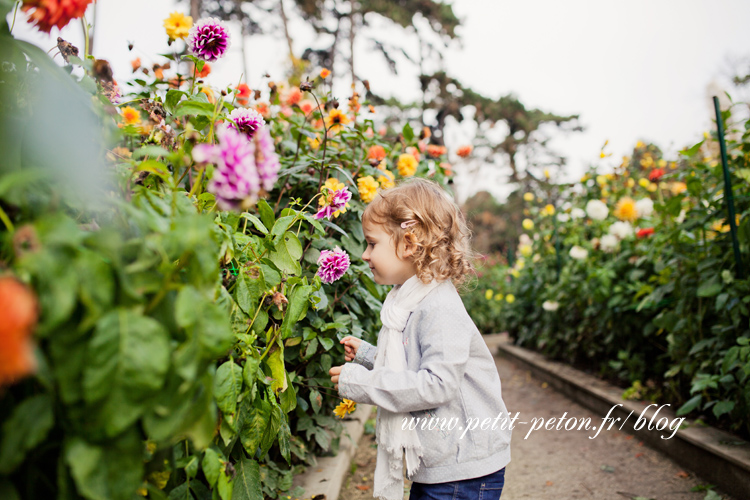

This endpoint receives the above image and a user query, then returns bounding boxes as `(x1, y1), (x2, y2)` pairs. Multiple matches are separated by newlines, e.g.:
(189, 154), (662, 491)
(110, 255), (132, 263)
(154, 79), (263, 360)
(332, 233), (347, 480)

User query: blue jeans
(409, 467), (506, 500)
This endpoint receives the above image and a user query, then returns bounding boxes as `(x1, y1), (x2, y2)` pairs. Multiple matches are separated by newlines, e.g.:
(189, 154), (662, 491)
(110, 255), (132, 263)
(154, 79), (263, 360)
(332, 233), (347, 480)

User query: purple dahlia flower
(193, 125), (260, 210)
(188, 17), (231, 62)
(252, 126), (280, 192)
(314, 187), (352, 220)
(316, 247), (350, 284)
(228, 108), (265, 140)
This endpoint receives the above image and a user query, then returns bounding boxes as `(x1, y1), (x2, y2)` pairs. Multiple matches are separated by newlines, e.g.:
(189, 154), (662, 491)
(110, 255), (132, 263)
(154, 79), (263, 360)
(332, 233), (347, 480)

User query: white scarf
(373, 274), (441, 500)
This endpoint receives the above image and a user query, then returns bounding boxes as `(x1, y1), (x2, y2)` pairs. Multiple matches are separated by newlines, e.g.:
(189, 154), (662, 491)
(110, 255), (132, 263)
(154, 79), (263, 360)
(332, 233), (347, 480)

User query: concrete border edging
(292, 404), (374, 500)
(484, 333), (750, 499)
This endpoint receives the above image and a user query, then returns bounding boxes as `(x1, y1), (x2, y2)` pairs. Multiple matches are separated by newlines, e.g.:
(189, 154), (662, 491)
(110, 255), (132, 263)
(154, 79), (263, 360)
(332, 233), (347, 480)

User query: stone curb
(292, 404), (374, 500)
(484, 333), (750, 499)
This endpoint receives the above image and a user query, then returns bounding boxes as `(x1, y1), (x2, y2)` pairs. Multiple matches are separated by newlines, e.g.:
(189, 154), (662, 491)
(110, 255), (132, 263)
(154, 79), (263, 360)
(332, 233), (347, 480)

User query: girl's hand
(340, 336), (362, 362)
(329, 365), (343, 389)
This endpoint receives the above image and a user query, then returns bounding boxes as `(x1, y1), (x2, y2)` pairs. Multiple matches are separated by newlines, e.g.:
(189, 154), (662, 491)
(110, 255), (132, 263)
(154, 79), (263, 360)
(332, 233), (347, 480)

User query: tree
(419, 71), (583, 185)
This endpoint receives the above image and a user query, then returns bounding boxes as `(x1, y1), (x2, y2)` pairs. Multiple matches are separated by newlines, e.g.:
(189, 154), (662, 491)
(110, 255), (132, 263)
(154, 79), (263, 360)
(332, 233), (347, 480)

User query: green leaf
(258, 199), (275, 229)
(676, 395), (702, 416)
(232, 458), (263, 500)
(402, 123), (414, 142)
(279, 372), (297, 413)
(319, 337), (335, 351)
(214, 360), (243, 418)
(84, 309), (170, 403)
(271, 216), (297, 242)
(309, 389), (323, 414)
(217, 466), (233, 500)
(681, 140), (704, 158)
(65, 431), (143, 500)
(234, 267), (265, 316)
(259, 403), (282, 458)
(0, 394), (54, 474)
(713, 400), (735, 418)
(175, 100), (216, 118)
(280, 284), (312, 338)
(301, 212), (326, 235)
(269, 231), (303, 276)
(0, 478), (20, 500)
(165, 90), (187, 112)
(240, 399), (270, 455)
(277, 417), (292, 465)
(202, 448), (222, 487)
(133, 146), (170, 160)
(240, 213), (269, 234)
(267, 345), (288, 394)
(697, 276), (722, 297)
(723, 346), (740, 373)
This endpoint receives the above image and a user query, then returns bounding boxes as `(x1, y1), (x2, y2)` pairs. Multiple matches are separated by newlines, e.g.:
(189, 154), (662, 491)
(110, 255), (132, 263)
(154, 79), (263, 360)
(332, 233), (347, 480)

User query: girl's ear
(401, 233), (417, 258)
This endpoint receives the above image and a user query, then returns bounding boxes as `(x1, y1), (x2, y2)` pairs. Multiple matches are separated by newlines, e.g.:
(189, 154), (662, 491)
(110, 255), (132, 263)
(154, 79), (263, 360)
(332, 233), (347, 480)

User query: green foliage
(463, 113), (750, 439)
(0, 9), (458, 500)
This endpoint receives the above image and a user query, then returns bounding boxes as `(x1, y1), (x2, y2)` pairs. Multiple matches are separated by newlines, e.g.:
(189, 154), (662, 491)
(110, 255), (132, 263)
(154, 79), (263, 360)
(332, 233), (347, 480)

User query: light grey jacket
(338, 280), (512, 484)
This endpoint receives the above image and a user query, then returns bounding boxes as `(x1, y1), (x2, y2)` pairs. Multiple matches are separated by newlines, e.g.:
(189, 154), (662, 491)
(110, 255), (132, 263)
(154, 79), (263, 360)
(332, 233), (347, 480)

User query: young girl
(329, 178), (511, 500)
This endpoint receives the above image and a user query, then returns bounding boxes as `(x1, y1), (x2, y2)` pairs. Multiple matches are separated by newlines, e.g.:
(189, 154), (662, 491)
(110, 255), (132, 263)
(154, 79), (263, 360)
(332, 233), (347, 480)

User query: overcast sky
(10, 0), (750, 202)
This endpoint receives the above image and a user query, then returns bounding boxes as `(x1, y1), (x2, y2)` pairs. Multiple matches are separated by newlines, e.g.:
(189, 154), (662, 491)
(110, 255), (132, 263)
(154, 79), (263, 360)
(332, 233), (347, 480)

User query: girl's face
(361, 220), (417, 286)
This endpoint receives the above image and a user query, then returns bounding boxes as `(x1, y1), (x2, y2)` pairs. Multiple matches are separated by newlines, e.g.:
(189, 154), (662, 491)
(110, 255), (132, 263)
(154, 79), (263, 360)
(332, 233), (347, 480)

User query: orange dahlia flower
(457, 145), (473, 158)
(22, 0), (94, 33)
(0, 277), (39, 387)
(367, 145), (386, 162)
(426, 144), (447, 158)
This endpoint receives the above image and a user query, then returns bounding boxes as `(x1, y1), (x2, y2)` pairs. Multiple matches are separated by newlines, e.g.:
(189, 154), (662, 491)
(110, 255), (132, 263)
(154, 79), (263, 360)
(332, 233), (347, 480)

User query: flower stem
(81, 17), (90, 58)
(9, 1), (20, 34)
(0, 205), (15, 232)
(188, 169), (204, 198)
(189, 64), (197, 95)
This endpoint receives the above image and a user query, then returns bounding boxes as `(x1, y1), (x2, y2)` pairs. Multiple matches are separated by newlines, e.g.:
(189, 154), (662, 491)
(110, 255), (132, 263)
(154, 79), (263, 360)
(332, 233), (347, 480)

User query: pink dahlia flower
(317, 247), (350, 284)
(187, 17), (231, 62)
(193, 125), (259, 210)
(228, 108), (265, 140)
(315, 187), (352, 220)
(252, 127), (280, 192)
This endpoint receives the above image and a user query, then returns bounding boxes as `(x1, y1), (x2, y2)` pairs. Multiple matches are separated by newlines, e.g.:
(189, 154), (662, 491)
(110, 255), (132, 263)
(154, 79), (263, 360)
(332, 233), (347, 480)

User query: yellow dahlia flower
(333, 399), (356, 418)
(164, 12), (193, 41)
(357, 175), (379, 203)
(397, 153), (418, 177)
(613, 197), (638, 222)
(377, 169), (395, 190)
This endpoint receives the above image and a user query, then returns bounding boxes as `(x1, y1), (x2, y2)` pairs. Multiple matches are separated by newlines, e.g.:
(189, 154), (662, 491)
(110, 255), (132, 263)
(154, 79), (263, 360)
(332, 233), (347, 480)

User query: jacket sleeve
(352, 339), (377, 370)
(337, 306), (470, 413)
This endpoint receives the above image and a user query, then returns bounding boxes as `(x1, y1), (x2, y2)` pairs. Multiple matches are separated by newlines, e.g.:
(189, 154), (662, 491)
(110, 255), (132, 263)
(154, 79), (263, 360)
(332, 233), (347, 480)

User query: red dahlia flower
(22, 0), (94, 33)
(636, 227), (655, 238)
(648, 168), (665, 182)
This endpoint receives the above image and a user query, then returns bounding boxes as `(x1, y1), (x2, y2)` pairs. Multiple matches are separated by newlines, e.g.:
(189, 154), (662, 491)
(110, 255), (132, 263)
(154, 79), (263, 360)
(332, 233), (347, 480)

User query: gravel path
(338, 341), (736, 500)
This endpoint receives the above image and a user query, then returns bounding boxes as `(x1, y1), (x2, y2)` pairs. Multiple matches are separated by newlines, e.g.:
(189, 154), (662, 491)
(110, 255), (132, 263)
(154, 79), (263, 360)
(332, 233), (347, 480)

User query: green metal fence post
(713, 96), (745, 280)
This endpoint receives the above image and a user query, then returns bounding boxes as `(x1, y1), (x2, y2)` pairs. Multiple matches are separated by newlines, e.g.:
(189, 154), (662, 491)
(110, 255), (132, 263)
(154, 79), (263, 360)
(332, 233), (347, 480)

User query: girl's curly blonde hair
(362, 177), (477, 291)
